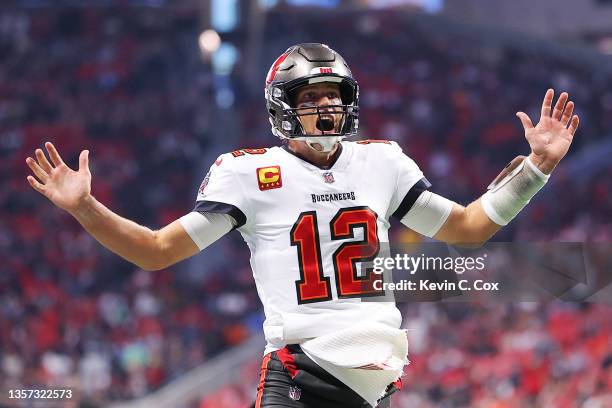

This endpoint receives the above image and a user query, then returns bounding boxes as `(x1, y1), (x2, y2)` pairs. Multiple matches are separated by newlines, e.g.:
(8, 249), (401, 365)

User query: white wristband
(524, 156), (550, 181)
(481, 157), (549, 226)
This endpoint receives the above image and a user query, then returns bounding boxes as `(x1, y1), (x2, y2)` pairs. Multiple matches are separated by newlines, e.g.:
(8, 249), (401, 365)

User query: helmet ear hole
(339, 80), (356, 105)
(286, 85), (303, 108)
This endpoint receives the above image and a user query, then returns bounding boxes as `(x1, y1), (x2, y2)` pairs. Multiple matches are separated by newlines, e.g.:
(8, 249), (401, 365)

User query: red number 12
(290, 206), (383, 304)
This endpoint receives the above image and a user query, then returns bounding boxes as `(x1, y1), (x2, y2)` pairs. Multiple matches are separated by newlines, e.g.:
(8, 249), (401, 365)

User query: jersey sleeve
(193, 154), (249, 229)
(388, 142), (432, 220)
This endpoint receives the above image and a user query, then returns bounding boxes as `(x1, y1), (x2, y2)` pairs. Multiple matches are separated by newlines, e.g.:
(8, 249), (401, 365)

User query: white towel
(300, 323), (409, 407)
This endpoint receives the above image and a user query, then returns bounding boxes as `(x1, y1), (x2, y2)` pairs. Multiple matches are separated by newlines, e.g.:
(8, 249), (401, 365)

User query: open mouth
(316, 116), (336, 132)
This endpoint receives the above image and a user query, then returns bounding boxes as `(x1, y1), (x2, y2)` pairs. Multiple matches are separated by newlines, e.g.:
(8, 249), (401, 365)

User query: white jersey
(189, 140), (431, 353)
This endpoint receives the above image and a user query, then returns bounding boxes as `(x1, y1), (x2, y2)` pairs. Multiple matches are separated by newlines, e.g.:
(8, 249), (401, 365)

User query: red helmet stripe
(266, 52), (290, 85)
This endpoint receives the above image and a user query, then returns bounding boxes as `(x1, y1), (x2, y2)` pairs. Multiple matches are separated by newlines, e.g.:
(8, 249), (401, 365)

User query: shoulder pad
(212, 148), (273, 169)
(353, 139), (403, 155)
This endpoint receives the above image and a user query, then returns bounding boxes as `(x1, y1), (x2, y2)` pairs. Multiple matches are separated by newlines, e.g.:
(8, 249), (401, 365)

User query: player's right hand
(26, 142), (92, 213)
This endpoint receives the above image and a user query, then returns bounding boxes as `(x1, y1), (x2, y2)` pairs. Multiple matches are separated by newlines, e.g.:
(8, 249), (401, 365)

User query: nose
(317, 95), (335, 112)
(317, 95), (331, 104)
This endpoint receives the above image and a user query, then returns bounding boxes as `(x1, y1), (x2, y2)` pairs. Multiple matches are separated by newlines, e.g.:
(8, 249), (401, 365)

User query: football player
(26, 43), (580, 407)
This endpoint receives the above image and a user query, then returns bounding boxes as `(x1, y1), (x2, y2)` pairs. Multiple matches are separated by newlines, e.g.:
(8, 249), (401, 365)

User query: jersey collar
(281, 142), (349, 170)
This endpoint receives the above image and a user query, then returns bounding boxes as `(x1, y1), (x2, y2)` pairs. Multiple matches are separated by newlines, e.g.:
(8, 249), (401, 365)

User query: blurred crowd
(1, 5), (610, 407)
(201, 303), (612, 408)
(1, 6), (260, 403)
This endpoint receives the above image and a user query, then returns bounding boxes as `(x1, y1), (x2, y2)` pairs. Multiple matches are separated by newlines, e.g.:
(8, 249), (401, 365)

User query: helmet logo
(266, 52), (290, 86)
(319, 67), (332, 74)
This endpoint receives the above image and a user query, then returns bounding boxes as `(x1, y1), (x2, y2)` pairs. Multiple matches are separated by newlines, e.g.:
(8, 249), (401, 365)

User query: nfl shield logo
(288, 386), (302, 401)
(322, 171), (335, 184)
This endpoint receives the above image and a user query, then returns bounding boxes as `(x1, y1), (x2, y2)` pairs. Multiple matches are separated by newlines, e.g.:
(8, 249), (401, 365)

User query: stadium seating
(1, 6), (610, 407)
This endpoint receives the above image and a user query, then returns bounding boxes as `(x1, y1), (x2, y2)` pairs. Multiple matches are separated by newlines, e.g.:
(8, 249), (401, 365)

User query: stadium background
(1, 0), (611, 407)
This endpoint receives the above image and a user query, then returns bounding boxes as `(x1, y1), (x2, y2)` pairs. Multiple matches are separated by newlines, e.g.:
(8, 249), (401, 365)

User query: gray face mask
(295, 100), (345, 152)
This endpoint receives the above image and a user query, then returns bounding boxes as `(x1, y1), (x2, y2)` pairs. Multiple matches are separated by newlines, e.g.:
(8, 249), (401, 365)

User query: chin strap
(304, 136), (343, 152)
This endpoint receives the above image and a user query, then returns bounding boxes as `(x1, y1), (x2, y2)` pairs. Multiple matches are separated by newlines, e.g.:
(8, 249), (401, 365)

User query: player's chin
(308, 142), (325, 152)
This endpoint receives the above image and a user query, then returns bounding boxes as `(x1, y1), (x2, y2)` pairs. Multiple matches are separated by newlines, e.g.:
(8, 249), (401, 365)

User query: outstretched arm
(69, 197), (199, 271)
(433, 199), (500, 246)
(26, 142), (199, 270)
(429, 89), (580, 245)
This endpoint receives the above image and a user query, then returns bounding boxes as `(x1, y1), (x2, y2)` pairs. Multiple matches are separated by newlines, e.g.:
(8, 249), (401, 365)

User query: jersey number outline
(290, 206), (383, 304)
(231, 148), (267, 157)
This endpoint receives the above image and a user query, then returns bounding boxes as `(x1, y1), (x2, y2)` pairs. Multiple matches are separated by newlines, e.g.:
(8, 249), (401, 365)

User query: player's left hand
(516, 89), (580, 174)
